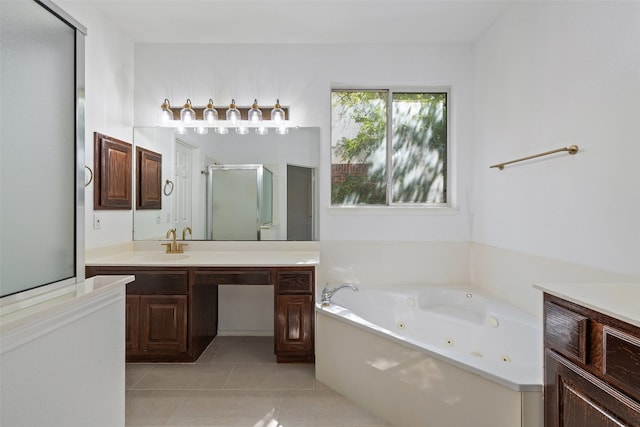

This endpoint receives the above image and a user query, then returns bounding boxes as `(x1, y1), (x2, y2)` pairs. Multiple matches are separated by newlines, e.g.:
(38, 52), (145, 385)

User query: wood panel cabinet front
(544, 294), (640, 427)
(275, 294), (314, 362)
(93, 132), (132, 210)
(126, 295), (140, 352)
(139, 295), (187, 353)
(545, 349), (640, 427)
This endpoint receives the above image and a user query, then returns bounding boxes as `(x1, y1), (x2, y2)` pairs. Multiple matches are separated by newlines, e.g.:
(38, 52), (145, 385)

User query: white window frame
(330, 86), (453, 210)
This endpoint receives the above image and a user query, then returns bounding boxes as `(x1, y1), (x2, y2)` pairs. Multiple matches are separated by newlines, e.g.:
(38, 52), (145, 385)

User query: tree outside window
(331, 89), (447, 206)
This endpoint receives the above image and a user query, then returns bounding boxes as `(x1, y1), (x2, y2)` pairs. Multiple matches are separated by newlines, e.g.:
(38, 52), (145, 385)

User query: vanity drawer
(127, 271), (188, 294)
(603, 326), (640, 401)
(275, 270), (314, 294)
(193, 270), (272, 286)
(544, 301), (589, 364)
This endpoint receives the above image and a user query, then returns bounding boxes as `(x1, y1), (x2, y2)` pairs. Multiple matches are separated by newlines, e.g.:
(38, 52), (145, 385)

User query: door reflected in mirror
(132, 127), (319, 241)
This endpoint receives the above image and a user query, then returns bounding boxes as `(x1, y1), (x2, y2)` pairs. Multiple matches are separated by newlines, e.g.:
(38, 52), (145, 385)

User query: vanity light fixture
(159, 97), (293, 135)
(180, 99), (196, 125)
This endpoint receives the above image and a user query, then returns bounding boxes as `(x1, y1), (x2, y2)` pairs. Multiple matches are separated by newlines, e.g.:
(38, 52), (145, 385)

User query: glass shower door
(206, 164), (272, 240)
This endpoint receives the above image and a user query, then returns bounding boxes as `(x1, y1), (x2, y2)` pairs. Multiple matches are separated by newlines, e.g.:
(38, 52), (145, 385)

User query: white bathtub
(315, 285), (543, 427)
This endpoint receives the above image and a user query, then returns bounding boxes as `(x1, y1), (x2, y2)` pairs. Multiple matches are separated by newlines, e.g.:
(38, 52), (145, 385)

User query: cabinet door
(139, 295), (187, 353)
(545, 350), (640, 427)
(126, 295), (140, 352)
(275, 295), (313, 356)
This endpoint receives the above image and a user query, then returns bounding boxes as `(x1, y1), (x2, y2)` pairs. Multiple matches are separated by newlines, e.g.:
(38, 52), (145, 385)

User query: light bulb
(215, 126), (229, 135)
(160, 98), (173, 124)
(203, 98), (218, 124)
(248, 99), (262, 125)
(271, 99), (285, 124)
(235, 126), (249, 135)
(180, 99), (195, 125)
(226, 99), (241, 124)
(195, 126), (208, 135)
(175, 126), (187, 135)
(276, 126), (289, 135)
(256, 126), (268, 135)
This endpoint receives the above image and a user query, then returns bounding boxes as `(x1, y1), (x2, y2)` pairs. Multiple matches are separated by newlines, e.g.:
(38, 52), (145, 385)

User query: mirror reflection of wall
(132, 127), (319, 241)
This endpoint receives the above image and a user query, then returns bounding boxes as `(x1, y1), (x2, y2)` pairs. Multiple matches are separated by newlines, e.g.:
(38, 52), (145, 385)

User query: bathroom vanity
(86, 245), (318, 363)
(536, 283), (640, 427)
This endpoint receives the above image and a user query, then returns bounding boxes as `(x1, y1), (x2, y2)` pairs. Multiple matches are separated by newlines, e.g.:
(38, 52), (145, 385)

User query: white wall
(58, 1), (136, 250)
(1, 289), (126, 426)
(133, 43), (475, 243)
(472, 1), (640, 278)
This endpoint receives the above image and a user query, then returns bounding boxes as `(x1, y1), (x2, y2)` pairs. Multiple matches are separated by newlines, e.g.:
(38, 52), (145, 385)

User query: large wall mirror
(133, 127), (319, 241)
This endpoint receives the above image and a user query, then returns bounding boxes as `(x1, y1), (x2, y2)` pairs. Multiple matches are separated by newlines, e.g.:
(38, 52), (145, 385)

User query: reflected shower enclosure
(206, 164), (273, 240)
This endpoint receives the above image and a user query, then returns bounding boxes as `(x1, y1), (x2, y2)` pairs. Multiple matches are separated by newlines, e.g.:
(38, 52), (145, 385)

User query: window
(331, 89), (448, 206)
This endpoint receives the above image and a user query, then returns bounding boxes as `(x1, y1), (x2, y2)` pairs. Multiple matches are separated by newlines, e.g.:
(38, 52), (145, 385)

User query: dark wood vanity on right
(541, 287), (640, 427)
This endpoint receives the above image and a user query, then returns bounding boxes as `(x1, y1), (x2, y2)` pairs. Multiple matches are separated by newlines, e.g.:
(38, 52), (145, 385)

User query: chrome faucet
(321, 283), (359, 306)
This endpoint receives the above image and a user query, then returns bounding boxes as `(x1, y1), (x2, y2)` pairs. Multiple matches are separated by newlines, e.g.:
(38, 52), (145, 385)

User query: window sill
(326, 205), (459, 216)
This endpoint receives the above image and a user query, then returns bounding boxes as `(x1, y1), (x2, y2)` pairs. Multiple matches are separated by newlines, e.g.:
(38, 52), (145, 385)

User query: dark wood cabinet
(136, 146), (162, 210)
(275, 294), (314, 361)
(126, 294), (188, 354)
(274, 268), (315, 362)
(125, 295), (140, 352)
(87, 266), (216, 362)
(94, 132), (132, 210)
(86, 264), (315, 363)
(544, 294), (640, 427)
(139, 295), (187, 353)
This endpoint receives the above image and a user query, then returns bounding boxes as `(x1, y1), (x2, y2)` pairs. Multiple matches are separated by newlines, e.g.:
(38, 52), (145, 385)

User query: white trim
(326, 206), (459, 216)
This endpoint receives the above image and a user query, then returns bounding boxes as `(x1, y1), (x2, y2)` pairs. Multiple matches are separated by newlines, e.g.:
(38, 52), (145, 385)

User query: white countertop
(85, 242), (320, 267)
(534, 282), (640, 328)
(86, 250), (320, 267)
(1, 275), (134, 353)
(1, 275), (134, 328)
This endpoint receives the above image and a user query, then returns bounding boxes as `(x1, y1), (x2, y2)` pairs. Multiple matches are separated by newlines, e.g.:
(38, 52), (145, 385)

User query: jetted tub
(315, 285), (543, 427)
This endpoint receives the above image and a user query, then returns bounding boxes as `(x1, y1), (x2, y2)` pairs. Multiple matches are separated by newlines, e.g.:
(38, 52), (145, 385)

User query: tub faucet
(321, 283), (359, 306)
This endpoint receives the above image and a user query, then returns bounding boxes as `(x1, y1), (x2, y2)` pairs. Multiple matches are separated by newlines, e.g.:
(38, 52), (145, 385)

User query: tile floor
(126, 336), (389, 426)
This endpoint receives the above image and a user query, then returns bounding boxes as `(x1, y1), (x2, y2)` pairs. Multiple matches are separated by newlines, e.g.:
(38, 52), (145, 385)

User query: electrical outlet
(93, 214), (102, 230)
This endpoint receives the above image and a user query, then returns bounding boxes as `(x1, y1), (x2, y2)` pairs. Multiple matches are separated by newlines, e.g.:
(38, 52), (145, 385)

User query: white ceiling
(79, 0), (509, 44)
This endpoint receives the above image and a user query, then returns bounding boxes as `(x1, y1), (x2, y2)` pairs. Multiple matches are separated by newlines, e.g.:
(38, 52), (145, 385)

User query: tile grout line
(126, 364), (154, 390)
(164, 392), (190, 426)
(221, 362), (237, 389)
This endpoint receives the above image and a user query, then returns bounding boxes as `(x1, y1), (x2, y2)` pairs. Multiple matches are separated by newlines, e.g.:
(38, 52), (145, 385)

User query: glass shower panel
(1, 0), (76, 297)
(261, 167), (273, 225)
(207, 167), (259, 240)
(206, 165), (274, 240)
